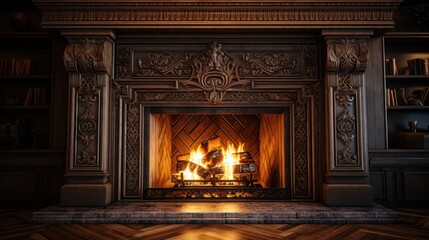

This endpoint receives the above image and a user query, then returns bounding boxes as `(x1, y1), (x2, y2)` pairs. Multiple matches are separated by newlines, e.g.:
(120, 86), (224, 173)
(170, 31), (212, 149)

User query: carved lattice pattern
(171, 114), (261, 169)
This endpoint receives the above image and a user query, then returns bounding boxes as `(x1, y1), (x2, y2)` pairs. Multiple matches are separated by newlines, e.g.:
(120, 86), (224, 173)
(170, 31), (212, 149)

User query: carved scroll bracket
(325, 37), (368, 74)
(64, 36), (114, 76)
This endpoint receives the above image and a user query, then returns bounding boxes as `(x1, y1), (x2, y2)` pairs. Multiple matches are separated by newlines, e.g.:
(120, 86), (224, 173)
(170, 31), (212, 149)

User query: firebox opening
(144, 107), (290, 199)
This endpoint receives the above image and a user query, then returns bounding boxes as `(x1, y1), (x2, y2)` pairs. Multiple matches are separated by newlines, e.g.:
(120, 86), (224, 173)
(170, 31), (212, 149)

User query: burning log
(209, 162), (257, 175)
(202, 149), (223, 168)
(176, 160), (212, 180)
(201, 136), (222, 153)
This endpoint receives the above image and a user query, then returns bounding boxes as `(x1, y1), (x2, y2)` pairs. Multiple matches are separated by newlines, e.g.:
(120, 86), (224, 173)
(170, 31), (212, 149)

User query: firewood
(176, 160), (212, 180)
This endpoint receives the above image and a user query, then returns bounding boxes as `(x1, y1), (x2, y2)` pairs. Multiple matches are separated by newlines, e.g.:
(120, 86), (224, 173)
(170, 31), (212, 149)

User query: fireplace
(145, 107), (289, 199)
(113, 38), (320, 201)
(34, 0), (402, 207)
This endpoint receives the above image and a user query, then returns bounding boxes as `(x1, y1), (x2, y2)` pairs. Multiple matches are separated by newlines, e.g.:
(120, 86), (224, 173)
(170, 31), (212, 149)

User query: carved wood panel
(115, 38), (320, 200)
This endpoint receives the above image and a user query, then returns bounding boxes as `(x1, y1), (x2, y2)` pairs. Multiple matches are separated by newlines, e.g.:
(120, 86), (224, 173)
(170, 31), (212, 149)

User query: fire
(183, 142), (245, 182)
(221, 143), (243, 181)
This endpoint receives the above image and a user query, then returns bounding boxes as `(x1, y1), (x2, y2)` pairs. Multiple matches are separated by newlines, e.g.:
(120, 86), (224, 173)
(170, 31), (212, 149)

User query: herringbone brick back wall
(171, 114), (261, 167)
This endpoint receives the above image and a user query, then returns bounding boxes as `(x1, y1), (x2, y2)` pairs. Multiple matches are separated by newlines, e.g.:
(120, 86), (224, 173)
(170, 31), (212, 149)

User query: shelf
(0, 106), (50, 110)
(386, 75), (429, 81)
(387, 106), (429, 110)
(0, 75), (52, 80)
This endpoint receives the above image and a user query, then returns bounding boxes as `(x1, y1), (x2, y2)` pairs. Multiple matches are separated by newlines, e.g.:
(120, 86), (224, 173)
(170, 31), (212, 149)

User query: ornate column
(60, 31), (115, 206)
(322, 31), (373, 206)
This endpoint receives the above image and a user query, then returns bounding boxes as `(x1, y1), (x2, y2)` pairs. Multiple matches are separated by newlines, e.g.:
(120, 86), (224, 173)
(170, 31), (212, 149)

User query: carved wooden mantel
(33, 0), (402, 206)
(34, 0), (401, 31)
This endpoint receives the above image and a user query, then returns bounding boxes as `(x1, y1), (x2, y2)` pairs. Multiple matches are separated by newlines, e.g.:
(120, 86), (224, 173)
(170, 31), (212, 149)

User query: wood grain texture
(259, 114), (284, 188)
(149, 114), (172, 188)
(1, 208), (429, 240)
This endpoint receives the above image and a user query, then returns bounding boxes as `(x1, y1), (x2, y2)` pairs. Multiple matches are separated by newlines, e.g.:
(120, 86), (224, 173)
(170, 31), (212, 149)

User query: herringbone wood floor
(0, 208), (428, 240)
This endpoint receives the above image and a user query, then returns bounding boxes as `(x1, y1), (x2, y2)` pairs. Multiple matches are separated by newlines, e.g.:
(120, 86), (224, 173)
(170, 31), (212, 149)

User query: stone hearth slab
(30, 202), (403, 224)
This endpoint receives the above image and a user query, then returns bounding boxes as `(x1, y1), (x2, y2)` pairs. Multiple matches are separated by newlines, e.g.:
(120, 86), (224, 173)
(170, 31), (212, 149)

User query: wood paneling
(259, 114), (284, 188)
(404, 172), (429, 201)
(369, 172), (386, 199)
(149, 114), (172, 188)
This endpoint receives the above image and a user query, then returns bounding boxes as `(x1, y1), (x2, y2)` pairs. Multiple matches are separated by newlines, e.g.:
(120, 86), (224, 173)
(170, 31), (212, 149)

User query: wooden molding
(34, 1), (401, 30)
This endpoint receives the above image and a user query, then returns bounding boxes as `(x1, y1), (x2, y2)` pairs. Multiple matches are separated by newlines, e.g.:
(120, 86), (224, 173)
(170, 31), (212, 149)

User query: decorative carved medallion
(76, 74), (98, 166)
(64, 38), (112, 75)
(182, 42), (249, 104)
(335, 73), (358, 166)
(326, 38), (367, 73)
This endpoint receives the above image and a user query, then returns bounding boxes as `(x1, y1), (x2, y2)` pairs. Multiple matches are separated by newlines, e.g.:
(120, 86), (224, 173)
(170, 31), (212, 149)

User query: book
(391, 58), (398, 75)
(423, 59), (429, 76)
(24, 88), (33, 106)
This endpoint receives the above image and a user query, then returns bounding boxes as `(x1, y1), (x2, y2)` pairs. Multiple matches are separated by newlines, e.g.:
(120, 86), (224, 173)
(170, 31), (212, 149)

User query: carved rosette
(64, 38), (112, 75)
(182, 42), (249, 104)
(75, 74), (98, 166)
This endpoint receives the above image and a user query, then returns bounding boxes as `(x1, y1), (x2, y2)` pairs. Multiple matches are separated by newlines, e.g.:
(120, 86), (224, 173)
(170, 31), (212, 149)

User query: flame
(189, 145), (205, 167)
(182, 142), (244, 184)
(221, 143), (243, 181)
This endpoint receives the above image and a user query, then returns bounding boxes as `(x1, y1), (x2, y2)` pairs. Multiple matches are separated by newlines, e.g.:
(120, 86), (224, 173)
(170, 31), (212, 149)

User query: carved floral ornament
(131, 42), (313, 104)
(182, 42), (249, 104)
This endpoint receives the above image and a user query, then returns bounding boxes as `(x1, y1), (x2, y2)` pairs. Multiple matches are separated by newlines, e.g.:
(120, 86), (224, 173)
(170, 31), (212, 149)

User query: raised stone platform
(30, 202), (403, 224)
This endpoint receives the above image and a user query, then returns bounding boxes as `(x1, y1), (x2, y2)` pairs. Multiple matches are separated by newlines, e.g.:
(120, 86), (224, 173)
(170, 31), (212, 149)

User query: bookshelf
(383, 33), (429, 150)
(0, 31), (68, 206)
(0, 33), (56, 149)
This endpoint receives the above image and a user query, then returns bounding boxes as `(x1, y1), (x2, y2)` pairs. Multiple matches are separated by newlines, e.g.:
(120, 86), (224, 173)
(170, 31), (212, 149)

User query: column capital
(63, 30), (115, 75)
(324, 37), (369, 74)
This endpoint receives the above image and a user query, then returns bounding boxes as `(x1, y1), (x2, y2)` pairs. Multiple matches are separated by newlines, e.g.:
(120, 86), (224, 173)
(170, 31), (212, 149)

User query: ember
(172, 136), (258, 187)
